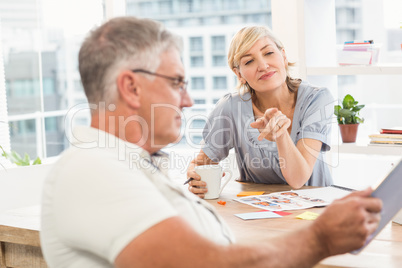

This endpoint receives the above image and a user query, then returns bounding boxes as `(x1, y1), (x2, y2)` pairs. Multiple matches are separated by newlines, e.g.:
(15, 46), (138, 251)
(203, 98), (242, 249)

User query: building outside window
(189, 37), (203, 52)
(0, 0), (102, 159)
(193, 99), (206, 104)
(139, 2), (153, 16)
(159, 1), (172, 15)
(212, 55), (226, 67)
(200, 0), (220, 12)
(213, 76), (227, 90)
(211, 36), (226, 51)
(190, 119), (206, 129)
(179, 0), (194, 13)
(190, 77), (205, 90)
(2, 0), (401, 165)
(190, 56), (204, 67)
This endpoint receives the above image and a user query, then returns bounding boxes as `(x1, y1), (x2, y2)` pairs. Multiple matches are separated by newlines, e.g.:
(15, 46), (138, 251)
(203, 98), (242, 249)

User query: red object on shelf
(380, 128), (402, 135)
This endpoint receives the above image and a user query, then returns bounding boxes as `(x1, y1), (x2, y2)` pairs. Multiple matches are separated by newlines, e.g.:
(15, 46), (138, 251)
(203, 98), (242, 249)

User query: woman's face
(235, 37), (288, 93)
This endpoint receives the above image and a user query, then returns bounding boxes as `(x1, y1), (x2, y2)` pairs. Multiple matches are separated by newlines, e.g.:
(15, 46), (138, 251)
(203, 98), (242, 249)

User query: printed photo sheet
(234, 187), (351, 211)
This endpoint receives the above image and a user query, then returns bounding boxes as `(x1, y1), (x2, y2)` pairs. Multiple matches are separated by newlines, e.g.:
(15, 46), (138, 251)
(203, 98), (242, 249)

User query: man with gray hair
(40, 16), (382, 267)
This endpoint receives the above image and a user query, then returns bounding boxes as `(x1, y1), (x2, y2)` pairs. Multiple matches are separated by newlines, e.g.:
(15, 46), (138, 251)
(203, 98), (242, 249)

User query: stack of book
(380, 128), (402, 135)
(337, 40), (380, 65)
(369, 127), (402, 146)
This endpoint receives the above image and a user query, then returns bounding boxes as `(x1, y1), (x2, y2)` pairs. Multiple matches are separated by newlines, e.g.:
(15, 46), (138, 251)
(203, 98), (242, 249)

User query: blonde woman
(187, 26), (333, 198)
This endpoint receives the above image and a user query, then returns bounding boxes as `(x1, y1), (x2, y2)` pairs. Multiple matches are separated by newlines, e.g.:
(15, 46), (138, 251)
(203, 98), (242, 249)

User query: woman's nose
(257, 59), (269, 71)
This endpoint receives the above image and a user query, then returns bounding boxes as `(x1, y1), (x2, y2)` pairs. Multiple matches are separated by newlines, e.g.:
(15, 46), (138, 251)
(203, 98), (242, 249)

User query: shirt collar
(70, 126), (152, 161)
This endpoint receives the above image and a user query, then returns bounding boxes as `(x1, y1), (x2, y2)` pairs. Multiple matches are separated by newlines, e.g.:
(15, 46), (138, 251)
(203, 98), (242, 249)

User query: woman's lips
(259, 71), (276, 80)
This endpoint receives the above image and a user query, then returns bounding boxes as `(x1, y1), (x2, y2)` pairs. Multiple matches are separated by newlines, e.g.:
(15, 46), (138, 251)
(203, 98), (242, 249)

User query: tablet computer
(351, 158), (402, 254)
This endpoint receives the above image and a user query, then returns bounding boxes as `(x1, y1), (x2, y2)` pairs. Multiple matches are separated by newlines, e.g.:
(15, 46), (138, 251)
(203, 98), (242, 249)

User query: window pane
(189, 135), (203, 144)
(190, 37), (203, 52)
(213, 76), (227, 90)
(45, 116), (66, 157)
(9, 119), (37, 158)
(246, 0), (269, 9)
(190, 56), (204, 67)
(201, 0), (221, 11)
(1, 0), (41, 115)
(1, 0), (102, 157)
(223, 0), (239, 10)
(335, 0), (402, 58)
(190, 119), (206, 129)
(212, 55), (227, 67)
(193, 99), (206, 104)
(190, 77), (205, 90)
(179, 0), (195, 13)
(159, 1), (173, 15)
(244, 13), (270, 24)
(4, 52), (42, 115)
(211, 36), (226, 51)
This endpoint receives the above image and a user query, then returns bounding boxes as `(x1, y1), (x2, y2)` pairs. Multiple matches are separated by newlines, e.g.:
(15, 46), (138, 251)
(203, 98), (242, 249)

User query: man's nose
(180, 90), (193, 108)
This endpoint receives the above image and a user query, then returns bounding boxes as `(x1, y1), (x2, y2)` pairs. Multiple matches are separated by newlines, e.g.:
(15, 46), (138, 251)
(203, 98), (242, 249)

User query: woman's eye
(265, 52), (273, 56)
(245, 59), (253, 65)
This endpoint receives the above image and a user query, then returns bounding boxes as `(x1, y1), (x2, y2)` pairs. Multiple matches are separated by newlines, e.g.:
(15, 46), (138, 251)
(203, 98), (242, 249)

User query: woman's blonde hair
(227, 26), (299, 95)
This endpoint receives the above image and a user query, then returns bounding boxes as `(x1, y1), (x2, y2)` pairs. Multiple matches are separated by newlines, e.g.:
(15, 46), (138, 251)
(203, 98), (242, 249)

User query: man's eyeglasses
(131, 69), (188, 94)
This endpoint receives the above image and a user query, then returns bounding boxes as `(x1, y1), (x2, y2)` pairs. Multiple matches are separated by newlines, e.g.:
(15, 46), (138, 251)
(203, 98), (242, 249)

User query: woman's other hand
(187, 166), (207, 198)
(186, 150), (218, 198)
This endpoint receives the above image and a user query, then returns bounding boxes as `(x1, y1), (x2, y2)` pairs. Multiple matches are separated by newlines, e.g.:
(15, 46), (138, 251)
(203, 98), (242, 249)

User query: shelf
(331, 143), (402, 155)
(307, 64), (402, 76)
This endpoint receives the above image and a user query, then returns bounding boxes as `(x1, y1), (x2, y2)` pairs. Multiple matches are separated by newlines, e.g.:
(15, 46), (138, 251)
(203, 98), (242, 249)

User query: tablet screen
(351, 158), (402, 254)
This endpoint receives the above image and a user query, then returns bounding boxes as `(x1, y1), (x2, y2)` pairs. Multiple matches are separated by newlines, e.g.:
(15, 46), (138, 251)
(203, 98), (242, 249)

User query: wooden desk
(1, 183), (401, 268)
(0, 206), (47, 268)
(207, 182), (402, 268)
(0, 225), (47, 268)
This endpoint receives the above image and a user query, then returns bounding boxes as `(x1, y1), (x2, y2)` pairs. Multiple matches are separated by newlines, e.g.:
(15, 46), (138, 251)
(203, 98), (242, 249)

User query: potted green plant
(1, 121), (41, 169)
(334, 94), (365, 143)
(1, 145), (42, 167)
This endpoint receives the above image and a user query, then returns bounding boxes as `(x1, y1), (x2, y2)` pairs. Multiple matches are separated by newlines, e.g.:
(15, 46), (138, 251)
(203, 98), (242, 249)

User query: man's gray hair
(78, 16), (183, 106)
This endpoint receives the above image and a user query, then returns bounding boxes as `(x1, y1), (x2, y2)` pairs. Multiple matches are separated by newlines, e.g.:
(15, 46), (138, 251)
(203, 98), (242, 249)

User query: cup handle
(219, 168), (233, 194)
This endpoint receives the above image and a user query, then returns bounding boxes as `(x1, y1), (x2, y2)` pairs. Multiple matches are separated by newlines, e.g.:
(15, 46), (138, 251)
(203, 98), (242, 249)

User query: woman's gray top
(201, 80), (333, 186)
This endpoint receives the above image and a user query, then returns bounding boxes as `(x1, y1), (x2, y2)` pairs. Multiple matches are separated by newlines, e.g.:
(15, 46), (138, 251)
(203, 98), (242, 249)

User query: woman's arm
(187, 149), (219, 198)
(276, 134), (322, 188)
(250, 108), (322, 188)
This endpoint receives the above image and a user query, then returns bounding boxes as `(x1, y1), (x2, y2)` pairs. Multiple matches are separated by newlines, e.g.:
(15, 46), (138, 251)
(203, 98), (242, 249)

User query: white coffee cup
(195, 165), (233, 199)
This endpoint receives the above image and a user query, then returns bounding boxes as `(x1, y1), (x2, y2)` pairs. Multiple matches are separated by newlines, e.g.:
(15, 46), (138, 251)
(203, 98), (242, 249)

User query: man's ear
(116, 70), (141, 109)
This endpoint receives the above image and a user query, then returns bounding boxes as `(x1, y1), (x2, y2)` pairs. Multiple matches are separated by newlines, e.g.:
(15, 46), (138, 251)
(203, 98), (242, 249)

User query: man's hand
(250, 108), (291, 141)
(312, 188), (382, 256)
